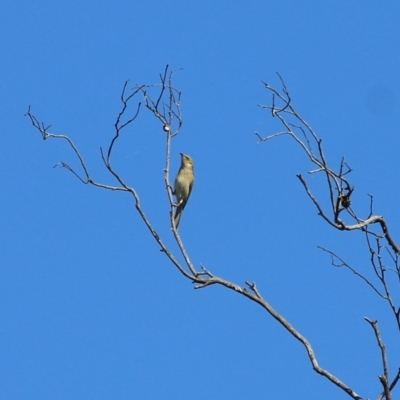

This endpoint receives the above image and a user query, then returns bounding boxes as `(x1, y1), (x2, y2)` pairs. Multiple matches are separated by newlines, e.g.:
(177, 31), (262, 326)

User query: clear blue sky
(2, 1), (400, 399)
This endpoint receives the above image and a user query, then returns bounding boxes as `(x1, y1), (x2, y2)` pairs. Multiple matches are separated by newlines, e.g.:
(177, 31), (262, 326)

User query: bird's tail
(174, 205), (183, 228)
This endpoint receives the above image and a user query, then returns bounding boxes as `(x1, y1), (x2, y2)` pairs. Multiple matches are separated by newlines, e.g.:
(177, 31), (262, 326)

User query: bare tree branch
(257, 74), (400, 399)
(318, 246), (386, 298)
(28, 68), (386, 400)
(365, 318), (391, 400)
(256, 74), (400, 255)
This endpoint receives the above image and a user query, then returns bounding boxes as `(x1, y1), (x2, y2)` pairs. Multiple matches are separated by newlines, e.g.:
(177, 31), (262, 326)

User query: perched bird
(173, 153), (195, 228)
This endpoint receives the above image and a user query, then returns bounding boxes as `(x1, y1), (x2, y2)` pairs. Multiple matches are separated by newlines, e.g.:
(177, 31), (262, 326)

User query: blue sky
(2, 1), (400, 399)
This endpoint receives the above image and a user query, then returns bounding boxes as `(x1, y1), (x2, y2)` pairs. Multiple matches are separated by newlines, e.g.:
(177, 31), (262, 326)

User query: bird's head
(180, 153), (194, 168)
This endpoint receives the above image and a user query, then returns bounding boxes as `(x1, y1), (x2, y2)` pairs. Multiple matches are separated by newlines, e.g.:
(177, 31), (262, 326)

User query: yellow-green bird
(173, 153), (195, 228)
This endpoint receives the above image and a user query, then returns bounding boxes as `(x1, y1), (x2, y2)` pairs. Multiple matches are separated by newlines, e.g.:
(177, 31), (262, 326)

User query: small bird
(173, 153), (195, 228)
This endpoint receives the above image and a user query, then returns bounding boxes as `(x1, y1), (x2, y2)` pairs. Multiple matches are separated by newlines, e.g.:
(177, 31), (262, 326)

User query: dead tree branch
(257, 74), (400, 398)
(27, 68), (366, 400)
(365, 318), (392, 400)
(256, 75), (400, 255)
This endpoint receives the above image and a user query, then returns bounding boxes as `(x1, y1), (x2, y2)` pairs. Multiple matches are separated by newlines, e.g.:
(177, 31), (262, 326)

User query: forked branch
(27, 68), (365, 400)
(256, 74), (400, 255)
(365, 318), (392, 400)
(256, 74), (400, 398)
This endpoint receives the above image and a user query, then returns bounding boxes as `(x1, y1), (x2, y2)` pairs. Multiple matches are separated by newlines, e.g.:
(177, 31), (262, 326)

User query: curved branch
(192, 275), (362, 400)
(258, 77), (400, 255)
(28, 69), (365, 400)
(318, 246), (387, 299)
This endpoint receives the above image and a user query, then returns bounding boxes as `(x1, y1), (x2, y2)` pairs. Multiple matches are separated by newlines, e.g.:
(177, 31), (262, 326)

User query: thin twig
(364, 318), (391, 400)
